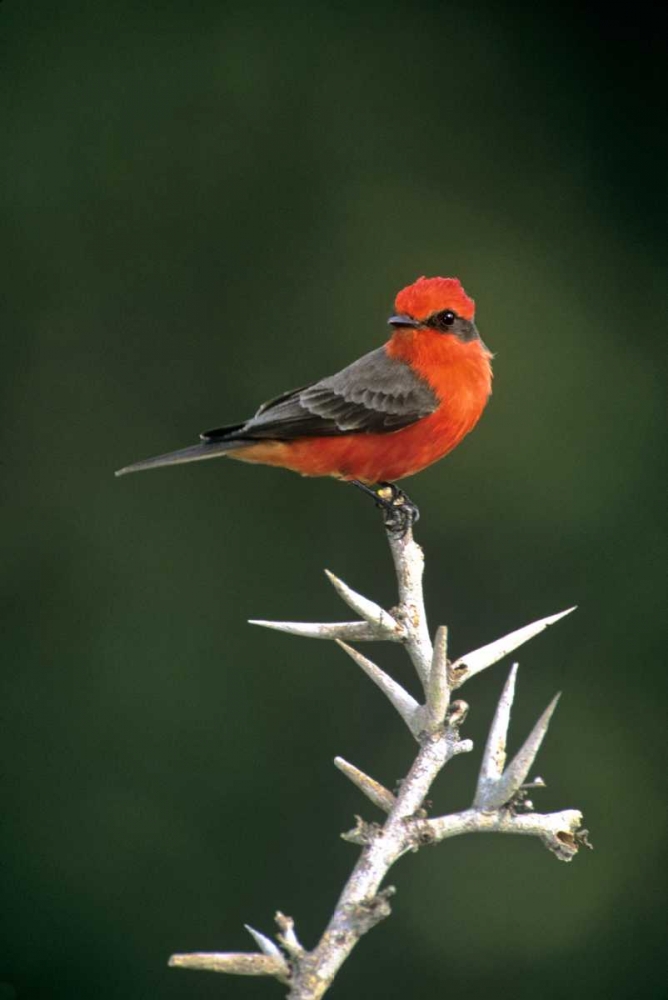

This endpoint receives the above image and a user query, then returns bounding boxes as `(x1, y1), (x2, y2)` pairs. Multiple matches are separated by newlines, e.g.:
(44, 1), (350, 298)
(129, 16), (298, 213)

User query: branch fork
(171, 521), (588, 998)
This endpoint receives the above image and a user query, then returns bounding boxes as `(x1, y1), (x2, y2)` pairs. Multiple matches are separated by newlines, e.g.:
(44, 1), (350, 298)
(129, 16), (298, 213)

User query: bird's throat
(386, 328), (493, 407)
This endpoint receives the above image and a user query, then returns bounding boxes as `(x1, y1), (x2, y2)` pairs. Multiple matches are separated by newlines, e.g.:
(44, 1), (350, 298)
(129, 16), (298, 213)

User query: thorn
(334, 756), (396, 812)
(249, 619), (402, 642)
(335, 640), (421, 736)
(426, 625), (450, 728)
(450, 608), (576, 688)
(244, 925), (283, 959)
(478, 692), (561, 811)
(522, 776), (546, 789)
(473, 664), (518, 808)
(324, 570), (403, 635)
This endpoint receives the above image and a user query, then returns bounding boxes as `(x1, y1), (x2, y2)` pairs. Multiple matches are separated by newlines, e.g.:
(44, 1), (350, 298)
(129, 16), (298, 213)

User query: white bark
(170, 523), (588, 998)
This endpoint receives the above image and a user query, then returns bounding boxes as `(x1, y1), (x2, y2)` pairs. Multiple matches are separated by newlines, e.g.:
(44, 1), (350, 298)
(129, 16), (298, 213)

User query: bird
(116, 276), (493, 531)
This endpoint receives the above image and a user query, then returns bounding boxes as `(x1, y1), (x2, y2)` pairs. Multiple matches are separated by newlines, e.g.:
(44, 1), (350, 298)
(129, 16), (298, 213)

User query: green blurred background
(1, 2), (666, 998)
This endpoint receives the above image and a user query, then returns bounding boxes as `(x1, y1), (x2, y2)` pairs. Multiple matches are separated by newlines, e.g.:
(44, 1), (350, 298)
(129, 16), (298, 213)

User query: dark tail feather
(115, 437), (248, 477)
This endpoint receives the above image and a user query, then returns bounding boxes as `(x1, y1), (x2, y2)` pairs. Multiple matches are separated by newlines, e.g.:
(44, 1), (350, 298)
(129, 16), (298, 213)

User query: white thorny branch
(169, 520), (591, 998)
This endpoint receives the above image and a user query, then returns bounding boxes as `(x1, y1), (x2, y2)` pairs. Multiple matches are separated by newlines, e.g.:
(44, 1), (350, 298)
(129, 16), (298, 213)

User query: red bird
(116, 276), (492, 529)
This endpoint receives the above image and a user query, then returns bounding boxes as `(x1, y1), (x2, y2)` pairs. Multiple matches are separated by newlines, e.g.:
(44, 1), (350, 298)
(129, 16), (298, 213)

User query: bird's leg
(349, 480), (420, 536)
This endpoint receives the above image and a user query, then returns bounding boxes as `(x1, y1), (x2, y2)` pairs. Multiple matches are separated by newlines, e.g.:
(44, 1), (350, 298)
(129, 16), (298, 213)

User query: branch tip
(275, 911), (303, 956)
(168, 951), (287, 977)
(425, 807), (587, 862)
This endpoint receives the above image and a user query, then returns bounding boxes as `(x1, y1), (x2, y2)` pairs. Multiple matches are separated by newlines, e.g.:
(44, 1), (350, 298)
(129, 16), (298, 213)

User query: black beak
(388, 314), (421, 328)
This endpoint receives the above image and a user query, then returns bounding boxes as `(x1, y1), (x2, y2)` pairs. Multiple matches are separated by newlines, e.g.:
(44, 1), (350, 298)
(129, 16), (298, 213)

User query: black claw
(349, 481), (420, 537)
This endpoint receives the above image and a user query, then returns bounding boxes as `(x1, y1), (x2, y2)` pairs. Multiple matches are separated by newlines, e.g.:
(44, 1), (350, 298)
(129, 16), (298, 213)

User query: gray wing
(202, 346), (438, 442)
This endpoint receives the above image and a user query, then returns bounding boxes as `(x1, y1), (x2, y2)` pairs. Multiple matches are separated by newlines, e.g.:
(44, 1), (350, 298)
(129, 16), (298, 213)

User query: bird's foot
(350, 481), (419, 537)
(377, 482), (420, 536)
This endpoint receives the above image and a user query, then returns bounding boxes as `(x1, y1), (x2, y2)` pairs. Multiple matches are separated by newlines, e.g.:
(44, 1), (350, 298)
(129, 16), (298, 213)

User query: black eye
(438, 310), (456, 328)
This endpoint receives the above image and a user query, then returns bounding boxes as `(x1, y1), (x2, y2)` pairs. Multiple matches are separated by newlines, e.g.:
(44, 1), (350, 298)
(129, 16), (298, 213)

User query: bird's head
(389, 276), (478, 341)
